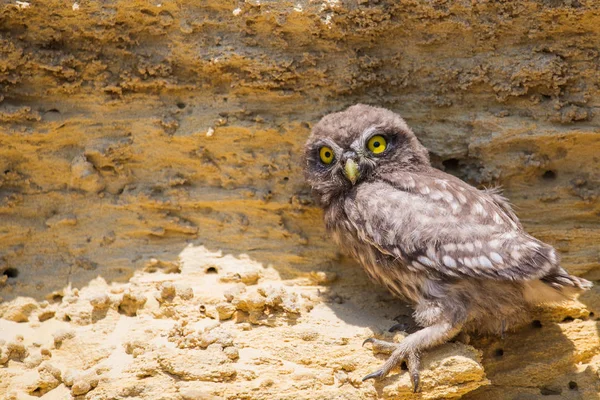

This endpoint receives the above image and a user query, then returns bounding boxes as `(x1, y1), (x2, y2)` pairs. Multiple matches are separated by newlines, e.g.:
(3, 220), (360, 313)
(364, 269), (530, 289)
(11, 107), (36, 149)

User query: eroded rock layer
(1, 1), (599, 399)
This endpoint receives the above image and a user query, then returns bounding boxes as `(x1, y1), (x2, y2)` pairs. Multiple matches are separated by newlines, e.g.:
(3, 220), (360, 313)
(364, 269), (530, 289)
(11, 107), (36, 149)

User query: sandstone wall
(1, 1), (599, 399)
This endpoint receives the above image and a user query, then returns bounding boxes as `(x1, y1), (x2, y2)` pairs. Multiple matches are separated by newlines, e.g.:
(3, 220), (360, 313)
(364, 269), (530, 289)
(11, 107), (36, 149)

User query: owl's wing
(343, 175), (558, 281)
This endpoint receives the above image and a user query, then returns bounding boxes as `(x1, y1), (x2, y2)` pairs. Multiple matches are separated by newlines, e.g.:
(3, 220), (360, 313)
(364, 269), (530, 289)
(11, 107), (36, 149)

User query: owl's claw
(411, 372), (420, 393)
(389, 317), (420, 334)
(362, 369), (384, 381)
(362, 368), (420, 392)
(362, 337), (422, 392)
(362, 337), (397, 353)
(388, 322), (410, 333)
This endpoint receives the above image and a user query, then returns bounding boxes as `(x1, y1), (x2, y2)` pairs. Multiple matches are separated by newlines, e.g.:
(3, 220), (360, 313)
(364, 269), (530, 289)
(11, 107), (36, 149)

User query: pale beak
(343, 159), (359, 185)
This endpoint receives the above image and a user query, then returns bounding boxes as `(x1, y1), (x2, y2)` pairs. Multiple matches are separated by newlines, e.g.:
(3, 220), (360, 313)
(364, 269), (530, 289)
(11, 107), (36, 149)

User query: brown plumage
(303, 104), (592, 392)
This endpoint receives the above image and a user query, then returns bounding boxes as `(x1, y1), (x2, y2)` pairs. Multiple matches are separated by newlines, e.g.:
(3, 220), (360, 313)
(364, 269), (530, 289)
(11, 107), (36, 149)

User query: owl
(303, 104), (592, 392)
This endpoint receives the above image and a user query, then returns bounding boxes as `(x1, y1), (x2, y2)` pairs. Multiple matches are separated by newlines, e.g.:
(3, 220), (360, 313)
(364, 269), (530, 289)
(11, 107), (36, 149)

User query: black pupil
(373, 141), (380, 148)
(324, 151), (331, 158)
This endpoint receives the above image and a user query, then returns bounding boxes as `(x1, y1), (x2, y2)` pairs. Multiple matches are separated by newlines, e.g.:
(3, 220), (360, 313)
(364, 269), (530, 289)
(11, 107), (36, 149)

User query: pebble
(53, 328), (76, 349)
(2, 297), (39, 322)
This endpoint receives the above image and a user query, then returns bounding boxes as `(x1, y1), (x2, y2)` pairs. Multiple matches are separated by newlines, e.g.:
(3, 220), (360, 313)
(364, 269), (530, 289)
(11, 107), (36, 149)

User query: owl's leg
(362, 321), (463, 392)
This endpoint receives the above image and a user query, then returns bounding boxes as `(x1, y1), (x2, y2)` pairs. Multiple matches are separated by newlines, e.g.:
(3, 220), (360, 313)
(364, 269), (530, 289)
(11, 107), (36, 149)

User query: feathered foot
(362, 322), (462, 393)
(362, 338), (421, 392)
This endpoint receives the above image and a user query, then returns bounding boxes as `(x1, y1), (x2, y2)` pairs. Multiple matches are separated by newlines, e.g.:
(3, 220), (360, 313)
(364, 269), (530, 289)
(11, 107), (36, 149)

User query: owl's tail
(525, 268), (592, 305)
(539, 268), (593, 301)
(541, 269), (593, 291)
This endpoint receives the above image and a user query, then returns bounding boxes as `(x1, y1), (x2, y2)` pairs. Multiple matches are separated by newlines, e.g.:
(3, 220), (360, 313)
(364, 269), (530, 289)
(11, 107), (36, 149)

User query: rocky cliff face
(1, 1), (599, 399)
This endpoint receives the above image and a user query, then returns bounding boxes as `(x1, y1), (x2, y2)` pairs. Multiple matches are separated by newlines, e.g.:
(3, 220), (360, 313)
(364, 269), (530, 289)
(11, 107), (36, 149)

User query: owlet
(303, 104), (592, 392)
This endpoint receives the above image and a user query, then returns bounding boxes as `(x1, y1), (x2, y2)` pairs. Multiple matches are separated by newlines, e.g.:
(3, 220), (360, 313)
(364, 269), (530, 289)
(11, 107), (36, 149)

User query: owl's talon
(364, 344), (422, 390)
(411, 372), (420, 393)
(362, 369), (385, 381)
(362, 338), (375, 347)
(362, 338), (397, 353)
(408, 349), (422, 392)
(388, 323), (409, 333)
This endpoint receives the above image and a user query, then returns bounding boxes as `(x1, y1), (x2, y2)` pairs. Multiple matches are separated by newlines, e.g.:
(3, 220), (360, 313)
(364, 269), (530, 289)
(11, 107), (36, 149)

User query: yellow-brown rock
(0, 297), (38, 322)
(0, 1), (598, 399)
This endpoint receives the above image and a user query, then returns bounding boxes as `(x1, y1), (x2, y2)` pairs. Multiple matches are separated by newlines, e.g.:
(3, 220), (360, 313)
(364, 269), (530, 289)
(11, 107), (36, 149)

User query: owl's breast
(328, 218), (425, 304)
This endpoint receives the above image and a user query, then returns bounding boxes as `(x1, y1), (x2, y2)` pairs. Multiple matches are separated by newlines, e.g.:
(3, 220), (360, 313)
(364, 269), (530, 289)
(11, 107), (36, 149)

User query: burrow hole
(542, 170), (556, 181)
(205, 267), (218, 274)
(442, 158), (460, 172)
(3, 268), (19, 279)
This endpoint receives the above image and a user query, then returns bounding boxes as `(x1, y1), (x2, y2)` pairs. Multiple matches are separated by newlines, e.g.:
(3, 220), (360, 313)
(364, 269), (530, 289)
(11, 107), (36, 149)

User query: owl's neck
(322, 196), (346, 231)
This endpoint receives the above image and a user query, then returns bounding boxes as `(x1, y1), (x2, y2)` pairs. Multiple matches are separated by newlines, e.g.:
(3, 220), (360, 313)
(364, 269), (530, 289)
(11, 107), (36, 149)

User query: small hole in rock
(3, 268), (19, 278)
(283, 177), (289, 182)
(199, 305), (206, 312)
(589, 312), (594, 318)
(52, 294), (63, 302)
(4, 170), (10, 174)
(532, 320), (543, 328)
(562, 316), (574, 322)
(46, 108), (60, 113)
(206, 267), (218, 274)
(400, 361), (408, 370)
(64, 315), (71, 322)
(542, 170), (556, 180)
(442, 158), (460, 172)
(176, 102), (186, 109)
(568, 381), (578, 390)
(495, 348), (504, 357)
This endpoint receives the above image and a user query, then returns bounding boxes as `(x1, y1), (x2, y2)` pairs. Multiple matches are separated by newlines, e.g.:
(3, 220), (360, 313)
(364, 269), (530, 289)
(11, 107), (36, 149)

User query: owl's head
(304, 104), (430, 205)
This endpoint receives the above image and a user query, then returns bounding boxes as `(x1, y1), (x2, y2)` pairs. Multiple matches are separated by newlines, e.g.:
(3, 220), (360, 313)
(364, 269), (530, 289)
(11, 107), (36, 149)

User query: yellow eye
(319, 146), (334, 164)
(367, 135), (387, 154)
